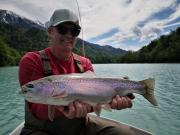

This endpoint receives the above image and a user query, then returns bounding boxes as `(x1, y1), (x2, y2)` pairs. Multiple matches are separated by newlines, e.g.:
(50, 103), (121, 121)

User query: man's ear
(47, 27), (53, 34)
(47, 27), (55, 39)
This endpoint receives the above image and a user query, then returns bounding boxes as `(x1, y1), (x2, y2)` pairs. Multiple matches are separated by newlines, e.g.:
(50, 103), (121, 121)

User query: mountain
(0, 9), (127, 66)
(1, 9), (179, 65)
(0, 9), (126, 56)
(0, 9), (44, 29)
(75, 39), (127, 63)
(76, 38), (127, 57)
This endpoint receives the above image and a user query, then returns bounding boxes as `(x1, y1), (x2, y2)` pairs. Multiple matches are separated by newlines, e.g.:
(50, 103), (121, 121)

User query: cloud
(88, 28), (119, 43)
(85, 0), (180, 50)
(0, 0), (79, 22)
(0, 0), (179, 50)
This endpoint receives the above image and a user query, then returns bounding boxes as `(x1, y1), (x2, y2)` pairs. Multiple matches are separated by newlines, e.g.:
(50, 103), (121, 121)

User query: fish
(20, 72), (158, 118)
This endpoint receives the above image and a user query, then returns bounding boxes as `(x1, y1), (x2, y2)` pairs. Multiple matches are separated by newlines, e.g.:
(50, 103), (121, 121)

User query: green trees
(119, 27), (180, 63)
(0, 23), (49, 66)
(0, 37), (20, 66)
(0, 22), (179, 66)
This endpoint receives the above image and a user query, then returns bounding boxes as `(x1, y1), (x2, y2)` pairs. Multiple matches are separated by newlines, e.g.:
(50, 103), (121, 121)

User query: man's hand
(56, 101), (92, 119)
(110, 95), (134, 110)
(56, 94), (135, 119)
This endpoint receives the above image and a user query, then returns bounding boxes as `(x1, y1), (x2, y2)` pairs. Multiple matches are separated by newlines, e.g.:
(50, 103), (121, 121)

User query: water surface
(0, 64), (180, 135)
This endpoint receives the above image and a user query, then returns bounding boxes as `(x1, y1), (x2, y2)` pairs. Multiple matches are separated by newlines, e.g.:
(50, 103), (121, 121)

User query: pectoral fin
(48, 105), (55, 121)
(93, 104), (102, 116)
(101, 104), (112, 112)
(93, 104), (112, 116)
(52, 91), (68, 99)
(94, 107), (102, 116)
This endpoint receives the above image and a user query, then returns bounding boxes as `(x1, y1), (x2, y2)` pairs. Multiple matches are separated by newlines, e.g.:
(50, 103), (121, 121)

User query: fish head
(20, 78), (55, 103)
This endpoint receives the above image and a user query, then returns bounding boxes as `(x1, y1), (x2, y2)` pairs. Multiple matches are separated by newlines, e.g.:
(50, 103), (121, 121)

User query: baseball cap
(46, 9), (80, 29)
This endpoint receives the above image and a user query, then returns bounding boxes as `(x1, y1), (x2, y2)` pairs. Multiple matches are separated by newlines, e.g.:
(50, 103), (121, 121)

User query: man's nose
(65, 30), (73, 37)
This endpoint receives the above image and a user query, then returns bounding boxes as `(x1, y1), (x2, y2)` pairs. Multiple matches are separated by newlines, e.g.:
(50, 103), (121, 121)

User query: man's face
(49, 22), (80, 53)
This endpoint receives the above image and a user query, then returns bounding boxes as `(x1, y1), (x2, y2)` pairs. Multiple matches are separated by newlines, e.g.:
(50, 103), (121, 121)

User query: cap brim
(53, 21), (81, 29)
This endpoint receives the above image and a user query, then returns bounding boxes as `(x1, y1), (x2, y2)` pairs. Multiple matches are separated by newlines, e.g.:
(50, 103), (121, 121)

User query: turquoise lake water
(0, 64), (180, 135)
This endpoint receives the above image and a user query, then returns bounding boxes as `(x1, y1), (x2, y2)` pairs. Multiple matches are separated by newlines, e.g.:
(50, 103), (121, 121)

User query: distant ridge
(76, 38), (127, 57)
(0, 9), (128, 66)
(0, 9), (127, 56)
(0, 9), (44, 29)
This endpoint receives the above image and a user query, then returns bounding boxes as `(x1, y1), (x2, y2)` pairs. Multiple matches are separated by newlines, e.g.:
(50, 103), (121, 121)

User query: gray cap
(46, 9), (80, 28)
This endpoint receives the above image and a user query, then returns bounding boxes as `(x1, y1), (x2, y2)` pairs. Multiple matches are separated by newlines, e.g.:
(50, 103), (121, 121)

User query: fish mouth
(19, 89), (28, 94)
(19, 86), (27, 95)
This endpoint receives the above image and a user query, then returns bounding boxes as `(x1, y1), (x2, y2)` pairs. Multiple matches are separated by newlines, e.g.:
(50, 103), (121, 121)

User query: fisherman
(19, 9), (134, 135)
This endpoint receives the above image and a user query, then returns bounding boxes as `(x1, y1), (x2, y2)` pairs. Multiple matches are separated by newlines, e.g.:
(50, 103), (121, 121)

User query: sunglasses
(56, 25), (81, 37)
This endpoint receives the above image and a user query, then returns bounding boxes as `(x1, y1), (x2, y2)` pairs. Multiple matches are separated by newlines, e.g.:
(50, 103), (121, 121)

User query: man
(19, 9), (134, 135)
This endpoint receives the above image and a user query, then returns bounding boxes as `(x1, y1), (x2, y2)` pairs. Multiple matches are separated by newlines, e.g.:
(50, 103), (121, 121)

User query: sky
(0, 0), (180, 51)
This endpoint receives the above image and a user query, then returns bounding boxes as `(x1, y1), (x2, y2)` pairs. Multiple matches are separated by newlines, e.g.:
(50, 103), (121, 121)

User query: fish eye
(26, 84), (34, 88)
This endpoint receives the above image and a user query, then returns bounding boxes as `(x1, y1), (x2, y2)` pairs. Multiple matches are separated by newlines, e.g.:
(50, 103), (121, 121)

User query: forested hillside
(0, 23), (126, 66)
(0, 23), (49, 66)
(119, 27), (180, 63)
(0, 9), (179, 66)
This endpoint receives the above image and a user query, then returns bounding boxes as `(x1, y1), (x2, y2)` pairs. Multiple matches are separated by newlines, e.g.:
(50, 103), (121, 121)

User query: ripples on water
(0, 67), (24, 135)
(94, 64), (180, 135)
(0, 64), (180, 135)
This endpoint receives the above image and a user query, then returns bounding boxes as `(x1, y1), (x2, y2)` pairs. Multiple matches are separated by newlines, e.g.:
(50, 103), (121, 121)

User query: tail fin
(140, 78), (158, 106)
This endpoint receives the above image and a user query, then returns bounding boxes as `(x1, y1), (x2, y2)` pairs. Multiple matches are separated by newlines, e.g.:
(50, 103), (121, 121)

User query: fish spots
(46, 77), (53, 82)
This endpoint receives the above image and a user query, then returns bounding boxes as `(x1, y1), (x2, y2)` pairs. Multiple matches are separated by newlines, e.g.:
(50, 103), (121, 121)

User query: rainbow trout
(20, 72), (158, 109)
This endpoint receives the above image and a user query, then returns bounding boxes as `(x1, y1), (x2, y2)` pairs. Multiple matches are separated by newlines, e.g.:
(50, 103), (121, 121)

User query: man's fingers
(56, 106), (64, 112)
(75, 101), (92, 118)
(77, 101), (90, 117)
(116, 95), (127, 110)
(57, 101), (101, 119)
(116, 95), (123, 110)
(87, 104), (92, 113)
(74, 101), (83, 118)
(122, 97), (129, 109)
(110, 95), (133, 110)
(111, 96), (118, 109)
(64, 102), (76, 119)
(82, 103), (88, 117)
(126, 96), (133, 108)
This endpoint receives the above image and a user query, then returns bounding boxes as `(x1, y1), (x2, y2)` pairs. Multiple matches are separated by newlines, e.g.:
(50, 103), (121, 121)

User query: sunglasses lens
(56, 25), (80, 37)
(57, 26), (68, 35)
(71, 28), (80, 37)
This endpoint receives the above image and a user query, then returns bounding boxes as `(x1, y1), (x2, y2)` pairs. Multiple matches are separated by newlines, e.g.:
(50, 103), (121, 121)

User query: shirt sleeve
(19, 52), (50, 120)
(19, 52), (43, 85)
